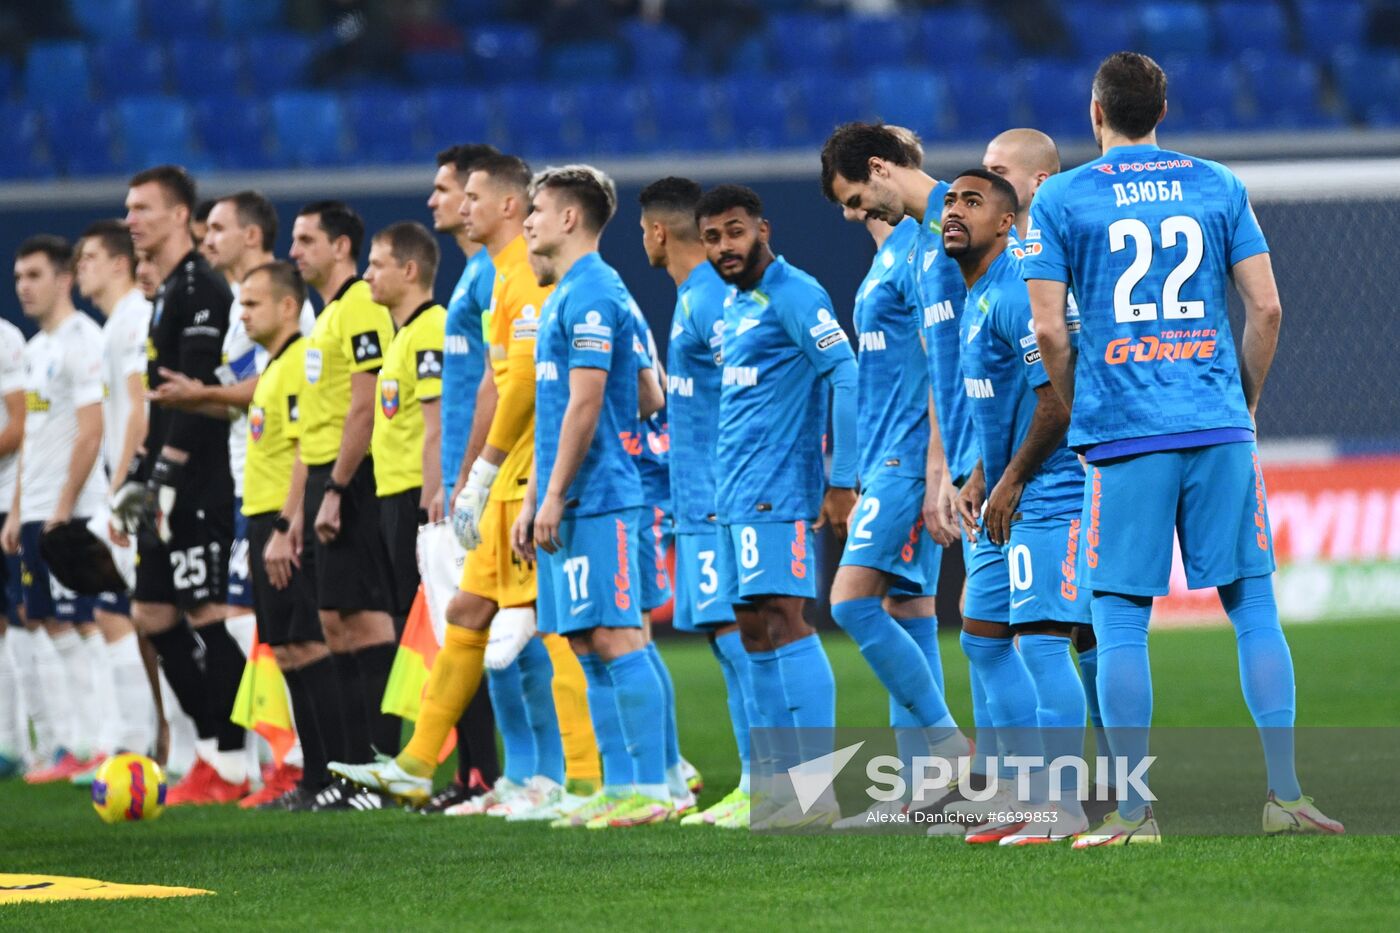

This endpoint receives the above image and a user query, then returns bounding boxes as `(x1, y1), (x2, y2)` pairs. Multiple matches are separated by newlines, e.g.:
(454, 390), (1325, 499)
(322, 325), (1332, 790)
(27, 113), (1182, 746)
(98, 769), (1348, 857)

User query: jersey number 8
(1109, 215), (1205, 324)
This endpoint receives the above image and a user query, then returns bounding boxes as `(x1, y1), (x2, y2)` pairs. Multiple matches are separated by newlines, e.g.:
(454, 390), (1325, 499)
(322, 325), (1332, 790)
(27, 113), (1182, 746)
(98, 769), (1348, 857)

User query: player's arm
(2, 448), (20, 553)
(815, 357), (859, 537)
(265, 454), (308, 591)
(50, 402), (102, 527)
(1028, 278), (1075, 410)
(922, 389), (960, 547)
(150, 367), (256, 419)
(159, 283), (229, 463)
(955, 459), (985, 542)
(984, 384), (1070, 546)
(511, 462), (537, 563)
(421, 397), (442, 522)
(636, 318), (665, 419)
(534, 366), (606, 553)
(454, 366), (497, 494)
(109, 372), (145, 496)
(0, 388), (22, 460)
(1231, 252), (1283, 418)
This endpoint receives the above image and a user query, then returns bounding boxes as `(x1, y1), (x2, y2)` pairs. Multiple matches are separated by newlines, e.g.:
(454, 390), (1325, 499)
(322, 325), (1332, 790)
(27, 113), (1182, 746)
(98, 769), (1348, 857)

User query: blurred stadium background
(0, 0), (1396, 626)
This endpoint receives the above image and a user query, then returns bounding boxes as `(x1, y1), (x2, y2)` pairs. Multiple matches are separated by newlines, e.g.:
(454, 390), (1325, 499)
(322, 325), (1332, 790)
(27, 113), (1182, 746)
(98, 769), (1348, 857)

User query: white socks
(162, 671), (197, 776)
(106, 632), (156, 755)
(53, 629), (98, 760)
(0, 630), (19, 757)
(33, 629), (74, 759)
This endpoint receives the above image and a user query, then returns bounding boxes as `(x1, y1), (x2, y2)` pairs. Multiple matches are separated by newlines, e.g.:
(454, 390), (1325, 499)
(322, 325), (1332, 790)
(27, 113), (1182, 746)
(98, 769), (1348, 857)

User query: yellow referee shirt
(299, 277), (394, 467)
(483, 235), (552, 502)
(372, 301), (446, 497)
(243, 334), (305, 516)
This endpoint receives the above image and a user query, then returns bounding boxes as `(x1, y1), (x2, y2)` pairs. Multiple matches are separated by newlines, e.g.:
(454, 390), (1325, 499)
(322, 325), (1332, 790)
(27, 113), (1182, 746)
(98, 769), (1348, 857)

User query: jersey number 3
(1109, 216), (1205, 324)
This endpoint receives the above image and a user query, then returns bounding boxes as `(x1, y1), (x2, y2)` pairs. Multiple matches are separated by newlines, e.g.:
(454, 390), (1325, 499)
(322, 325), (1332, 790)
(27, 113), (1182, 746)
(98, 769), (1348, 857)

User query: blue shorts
(96, 591), (131, 616)
(227, 506), (253, 609)
(538, 507), (645, 636)
(672, 528), (736, 633)
(0, 545), (19, 624)
(717, 519), (816, 602)
(838, 472), (940, 595)
(1006, 514), (1090, 626)
(962, 528), (1009, 623)
(19, 521), (94, 623)
(641, 505), (674, 613)
(1084, 441), (1276, 597)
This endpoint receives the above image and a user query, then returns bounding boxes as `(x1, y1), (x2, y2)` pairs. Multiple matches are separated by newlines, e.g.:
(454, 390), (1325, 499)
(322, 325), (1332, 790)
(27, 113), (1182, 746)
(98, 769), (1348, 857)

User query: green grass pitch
(2, 618), (1398, 930)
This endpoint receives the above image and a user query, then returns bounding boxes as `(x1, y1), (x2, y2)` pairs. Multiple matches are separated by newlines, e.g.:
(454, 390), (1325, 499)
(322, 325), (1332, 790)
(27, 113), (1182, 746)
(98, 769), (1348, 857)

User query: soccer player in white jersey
(2, 236), (108, 783)
(0, 304), (27, 777)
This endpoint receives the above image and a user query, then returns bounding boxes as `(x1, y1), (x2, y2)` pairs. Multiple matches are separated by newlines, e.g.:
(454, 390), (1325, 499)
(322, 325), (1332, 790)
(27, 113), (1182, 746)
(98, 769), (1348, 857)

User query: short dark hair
(244, 260), (307, 310)
(16, 234), (74, 271)
(695, 184), (763, 222)
(79, 219), (136, 271)
(373, 221), (440, 285)
(820, 122), (923, 201)
(193, 198), (216, 223)
(437, 143), (502, 183)
(129, 164), (197, 212)
(297, 200), (366, 260)
(1093, 52), (1168, 139)
(530, 164), (617, 233)
(470, 154), (533, 194)
(220, 190), (279, 252)
(951, 168), (1019, 216)
(639, 176), (703, 216)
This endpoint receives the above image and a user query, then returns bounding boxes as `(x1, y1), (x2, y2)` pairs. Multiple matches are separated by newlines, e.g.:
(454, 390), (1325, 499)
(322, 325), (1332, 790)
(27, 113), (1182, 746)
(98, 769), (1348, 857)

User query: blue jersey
(533, 252), (643, 517)
(916, 182), (977, 483)
(853, 217), (928, 481)
(1023, 144), (1266, 459)
(629, 304), (670, 511)
(666, 261), (727, 533)
(961, 250), (1084, 518)
(441, 249), (494, 489)
(716, 256), (854, 524)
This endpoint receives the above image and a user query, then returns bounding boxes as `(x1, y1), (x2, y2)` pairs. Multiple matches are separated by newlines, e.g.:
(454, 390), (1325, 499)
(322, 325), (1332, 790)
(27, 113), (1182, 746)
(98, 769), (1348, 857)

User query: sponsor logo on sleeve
(572, 336), (611, 353)
(573, 310), (612, 337)
(816, 330), (848, 350)
(379, 379), (399, 419)
(809, 308), (841, 336)
(415, 349), (442, 379)
(304, 348), (322, 383)
(353, 331), (382, 363)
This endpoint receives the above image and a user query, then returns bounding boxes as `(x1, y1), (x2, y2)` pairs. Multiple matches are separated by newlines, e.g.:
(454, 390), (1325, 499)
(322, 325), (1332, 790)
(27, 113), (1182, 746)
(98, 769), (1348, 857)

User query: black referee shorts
(302, 458), (395, 615)
(246, 511), (323, 647)
(378, 488), (424, 618)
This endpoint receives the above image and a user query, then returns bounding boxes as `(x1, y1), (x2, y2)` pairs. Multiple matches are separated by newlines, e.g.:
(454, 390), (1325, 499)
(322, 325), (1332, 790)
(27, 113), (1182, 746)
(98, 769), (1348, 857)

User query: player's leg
(18, 522), (86, 781)
(639, 505), (692, 806)
(93, 596), (156, 760)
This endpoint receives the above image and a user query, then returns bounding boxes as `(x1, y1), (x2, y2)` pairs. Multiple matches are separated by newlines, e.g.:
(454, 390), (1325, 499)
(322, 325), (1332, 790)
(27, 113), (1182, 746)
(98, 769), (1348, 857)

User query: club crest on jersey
(353, 332), (381, 363)
(574, 310), (612, 338)
(809, 308), (841, 337)
(380, 379), (400, 419)
(249, 406), (265, 441)
(288, 393), (299, 423)
(415, 349), (442, 379)
(735, 317), (761, 336)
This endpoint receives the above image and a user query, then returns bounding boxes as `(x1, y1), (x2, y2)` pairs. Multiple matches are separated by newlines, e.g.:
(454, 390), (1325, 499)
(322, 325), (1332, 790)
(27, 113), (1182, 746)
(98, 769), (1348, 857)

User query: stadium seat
(243, 33), (316, 95)
(918, 8), (1005, 63)
(71, 0), (141, 42)
(1240, 56), (1340, 128)
(24, 41), (91, 108)
(0, 58), (12, 102)
(0, 104), (50, 179)
(1061, 4), (1139, 61)
(407, 49), (469, 86)
(725, 35), (769, 74)
(621, 20), (685, 76)
(496, 83), (574, 156)
(847, 14), (914, 67)
(1214, 2), (1290, 57)
(345, 87), (425, 165)
(269, 91), (347, 166)
(447, 0), (510, 21)
(217, 0), (285, 34)
(796, 73), (873, 144)
(1158, 58), (1240, 132)
(114, 96), (197, 170)
(420, 87), (495, 152)
(468, 24), (540, 83)
(1332, 50), (1400, 125)
(869, 67), (945, 141)
(1019, 60), (1097, 138)
(93, 41), (167, 98)
(571, 80), (646, 154)
(721, 76), (802, 151)
(194, 95), (273, 168)
(768, 13), (849, 76)
(1298, 0), (1367, 59)
(44, 102), (118, 176)
(1138, 2), (1214, 59)
(169, 38), (245, 99)
(144, 0), (218, 41)
(646, 77), (727, 151)
(548, 41), (626, 81)
(944, 66), (1020, 141)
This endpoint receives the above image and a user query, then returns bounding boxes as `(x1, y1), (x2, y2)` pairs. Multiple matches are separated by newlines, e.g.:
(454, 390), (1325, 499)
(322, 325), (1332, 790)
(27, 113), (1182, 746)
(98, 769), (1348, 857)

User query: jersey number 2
(1109, 216), (1205, 324)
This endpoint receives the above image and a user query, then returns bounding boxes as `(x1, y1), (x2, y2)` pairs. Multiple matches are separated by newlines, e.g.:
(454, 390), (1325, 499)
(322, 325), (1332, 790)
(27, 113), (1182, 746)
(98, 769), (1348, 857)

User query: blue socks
(578, 653), (631, 793)
(645, 642), (682, 771)
(1220, 574), (1301, 800)
(775, 634), (836, 763)
(959, 631), (1037, 773)
(968, 667), (998, 778)
(1019, 634), (1087, 810)
(516, 638), (565, 786)
(747, 648), (792, 772)
(1091, 592), (1155, 819)
(487, 658), (533, 785)
(711, 630), (753, 788)
(898, 613), (944, 693)
(606, 648), (668, 797)
(833, 598), (954, 729)
(1077, 645), (1113, 790)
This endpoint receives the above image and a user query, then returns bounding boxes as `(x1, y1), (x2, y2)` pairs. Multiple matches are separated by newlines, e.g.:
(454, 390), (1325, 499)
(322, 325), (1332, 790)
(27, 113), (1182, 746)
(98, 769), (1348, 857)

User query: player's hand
(145, 457), (181, 544)
(148, 367), (204, 408)
(815, 486), (858, 539)
(984, 476), (1024, 547)
(264, 528), (298, 590)
(511, 496), (536, 563)
(315, 490), (342, 544)
(534, 490), (565, 555)
(0, 512), (19, 555)
(288, 510), (304, 558)
(921, 473), (959, 547)
(43, 503), (73, 532)
(453, 458), (499, 550)
(110, 480), (150, 536)
(107, 518), (130, 548)
(955, 473), (986, 544)
(424, 486), (444, 525)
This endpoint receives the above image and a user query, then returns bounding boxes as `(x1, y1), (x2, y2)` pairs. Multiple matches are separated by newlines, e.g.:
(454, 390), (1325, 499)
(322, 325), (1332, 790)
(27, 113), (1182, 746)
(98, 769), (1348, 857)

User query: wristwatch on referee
(325, 479), (348, 496)
(273, 516), (291, 534)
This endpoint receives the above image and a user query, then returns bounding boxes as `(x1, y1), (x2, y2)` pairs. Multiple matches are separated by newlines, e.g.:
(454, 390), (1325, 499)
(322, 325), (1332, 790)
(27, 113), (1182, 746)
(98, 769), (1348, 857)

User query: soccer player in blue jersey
(1024, 52), (1342, 845)
(516, 164), (672, 828)
(640, 176), (754, 828)
(943, 169), (1090, 844)
(697, 184), (858, 827)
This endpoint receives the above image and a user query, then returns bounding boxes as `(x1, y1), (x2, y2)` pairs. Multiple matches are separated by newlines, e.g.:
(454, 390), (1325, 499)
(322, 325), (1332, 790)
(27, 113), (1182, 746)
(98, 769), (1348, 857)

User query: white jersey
(0, 318), (25, 511)
(100, 288), (152, 480)
(20, 312), (107, 520)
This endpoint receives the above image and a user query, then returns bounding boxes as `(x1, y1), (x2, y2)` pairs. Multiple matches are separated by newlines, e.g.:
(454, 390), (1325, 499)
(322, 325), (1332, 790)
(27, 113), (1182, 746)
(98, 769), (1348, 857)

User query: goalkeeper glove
(110, 456), (149, 536)
(451, 457), (498, 550)
(484, 606), (536, 671)
(142, 456), (183, 543)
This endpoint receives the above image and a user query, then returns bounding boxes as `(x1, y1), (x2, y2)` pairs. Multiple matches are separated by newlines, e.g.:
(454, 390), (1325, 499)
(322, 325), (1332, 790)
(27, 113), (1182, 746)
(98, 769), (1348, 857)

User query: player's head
(982, 128), (1060, 217)
(695, 184), (770, 288)
(14, 234), (74, 321)
(192, 197), (216, 247)
(240, 260), (306, 346)
(820, 122), (924, 225)
(941, 169), (1018, 262)
(524, 164), (617, 285)
(430, 143), (500, 234)
(125, 164), (197, 257)
(365, 221), (439, 307)
(205, 191), (278, 275)
(134, 249), (161, 300)
(1092, 52), (1167, 146)
(291, 200), (364, 288)
(75, 219), (136, 300)
(462, 153), (532, 246)
(638, 176), (703, 268)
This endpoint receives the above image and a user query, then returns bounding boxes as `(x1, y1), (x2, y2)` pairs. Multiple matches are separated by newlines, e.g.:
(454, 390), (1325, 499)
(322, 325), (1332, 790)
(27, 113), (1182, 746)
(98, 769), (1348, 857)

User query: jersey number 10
(1109, 215), (1205, 324)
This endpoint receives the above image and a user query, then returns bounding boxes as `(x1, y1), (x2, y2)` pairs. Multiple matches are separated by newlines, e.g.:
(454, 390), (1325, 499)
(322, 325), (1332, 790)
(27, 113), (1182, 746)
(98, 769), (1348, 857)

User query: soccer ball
(91, 753), (168, 824)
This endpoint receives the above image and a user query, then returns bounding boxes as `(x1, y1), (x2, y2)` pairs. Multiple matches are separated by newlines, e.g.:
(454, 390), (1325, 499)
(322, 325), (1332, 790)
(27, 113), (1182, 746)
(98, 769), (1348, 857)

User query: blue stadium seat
(1298, 0), (1367, 59)
(496, 83), (573, 156)
(548, 41), (625, 81)
(918, 8), (1005, 63)
(621, 20), (685, 76)
(725, 35), (769, 74)
(0, 104), (50, 179)
(869, 67), (944, 141)
(344, 87), (424, 165)
(0, 59), (12, 101)
(1332, 50), (1400, 125)
(44, 102), (118, 176)
(244, 33), (315, 95)
(1240, 56), (1340, 128)
(1158, 58), (1239, 131)
(769, 13), (848, 75)
(115, 95), (197, 169)
(944, 66), (1020, 141)
(468, 24), (540, 83)
(647, 77), (726, 151)
(447, 0), (510, 21)
(194, 95), (272, 168)
(797, 73), (873, 143)
(1214, 2), (1290, 57)
(1019, 60), (1097, 138)
(169, 38), (245, 99)
(269, 91), (346, 166)
(93, 41), (167, 98)
(420, 87), (495, 151)
(72, 0), (141, 41)
(571, 80), (645, 154)
(144, 0), (218, 41)
(1060, 4), (1138, 61)
(1138, 3), (1213, 59)
(24, 41), (91, 107)
(407, 48), (469, 86)
(722, 76), (802, 150)
(218, 0), (285, 34)
(848, 14), (914, 67)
